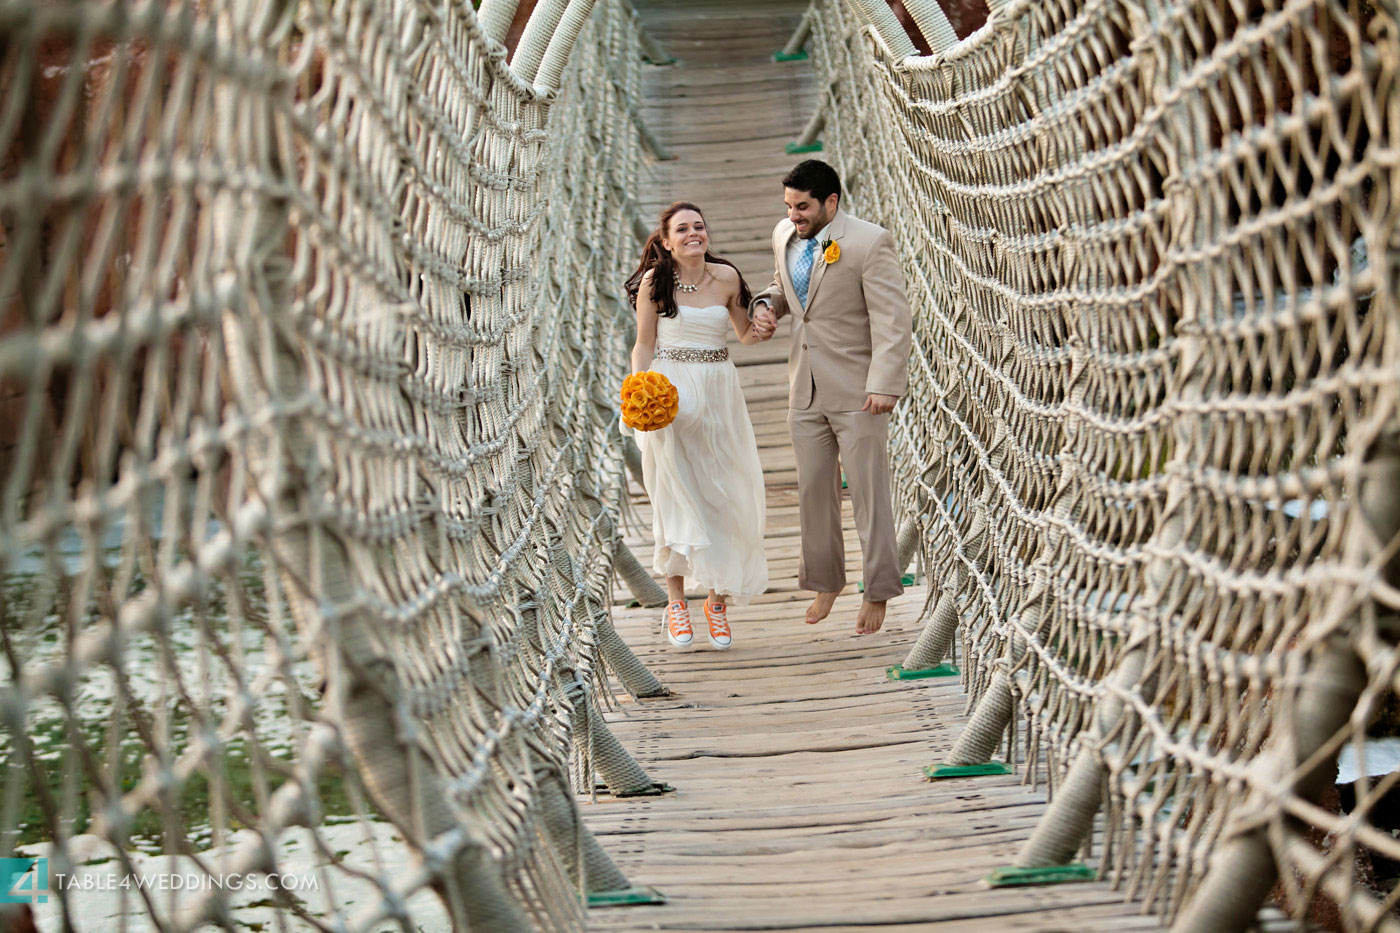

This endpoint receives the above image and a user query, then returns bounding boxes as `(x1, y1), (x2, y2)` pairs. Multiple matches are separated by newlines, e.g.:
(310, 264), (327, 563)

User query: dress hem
(653, 545), (766, 607)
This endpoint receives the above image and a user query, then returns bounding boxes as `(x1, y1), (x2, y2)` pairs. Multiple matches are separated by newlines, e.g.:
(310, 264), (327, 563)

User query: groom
(750, 160), (912, 635)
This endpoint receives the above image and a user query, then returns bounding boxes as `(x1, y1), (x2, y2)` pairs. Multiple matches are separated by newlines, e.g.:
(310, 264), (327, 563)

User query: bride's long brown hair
(625, 201), (752, 319)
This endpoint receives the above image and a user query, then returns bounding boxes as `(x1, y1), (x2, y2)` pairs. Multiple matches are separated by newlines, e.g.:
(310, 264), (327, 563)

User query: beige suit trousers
(788, 383), (903, 602)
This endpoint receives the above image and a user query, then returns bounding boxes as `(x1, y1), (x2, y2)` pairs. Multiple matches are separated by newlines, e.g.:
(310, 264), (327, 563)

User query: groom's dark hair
(783, 160), (842, 204)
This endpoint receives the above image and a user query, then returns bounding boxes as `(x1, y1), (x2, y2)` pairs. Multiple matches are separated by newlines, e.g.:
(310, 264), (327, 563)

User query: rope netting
(0, 0), (665, 929)
(803, 0), (1400, 927)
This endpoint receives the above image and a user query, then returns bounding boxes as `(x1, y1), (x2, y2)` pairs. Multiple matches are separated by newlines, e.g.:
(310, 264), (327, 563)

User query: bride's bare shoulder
(709, 262), (740, 284)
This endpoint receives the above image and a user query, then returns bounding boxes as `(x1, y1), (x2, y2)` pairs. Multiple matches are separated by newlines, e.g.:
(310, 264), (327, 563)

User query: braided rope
(0, 0), (665, 928)
(804, 0), (1400, 926)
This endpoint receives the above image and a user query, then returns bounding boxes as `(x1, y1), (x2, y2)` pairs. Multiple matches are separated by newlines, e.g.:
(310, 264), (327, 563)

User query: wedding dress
(633, 304), (768, 604)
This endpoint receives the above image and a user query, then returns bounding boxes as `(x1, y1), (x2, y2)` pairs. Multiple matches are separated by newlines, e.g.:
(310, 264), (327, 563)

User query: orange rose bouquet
(620, 371), (680, 432)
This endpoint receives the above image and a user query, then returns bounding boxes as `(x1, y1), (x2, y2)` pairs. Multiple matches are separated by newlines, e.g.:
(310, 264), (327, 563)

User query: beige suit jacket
(754, 210), (912, 411)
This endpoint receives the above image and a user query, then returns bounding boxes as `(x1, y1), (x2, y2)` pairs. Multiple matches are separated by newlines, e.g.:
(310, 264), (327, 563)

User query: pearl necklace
(676, 268), (708, 293)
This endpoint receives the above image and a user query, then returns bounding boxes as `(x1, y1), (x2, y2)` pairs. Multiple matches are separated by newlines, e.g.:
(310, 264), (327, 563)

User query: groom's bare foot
(805, 591), (839, 625)
(856, 599), (887, 635)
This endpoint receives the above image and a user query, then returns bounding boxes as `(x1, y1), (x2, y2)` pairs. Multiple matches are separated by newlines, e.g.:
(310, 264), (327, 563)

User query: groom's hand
(862, 393), (898, 415)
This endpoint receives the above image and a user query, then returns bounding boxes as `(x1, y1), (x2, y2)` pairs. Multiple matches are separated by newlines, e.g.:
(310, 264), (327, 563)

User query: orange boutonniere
(620, 371), (680, 432)
(822, 238), (840, 265)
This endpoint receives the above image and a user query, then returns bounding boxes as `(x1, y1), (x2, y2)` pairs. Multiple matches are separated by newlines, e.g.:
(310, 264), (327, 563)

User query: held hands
(750, 305), (778, 341)
(862, 393), (898, 415)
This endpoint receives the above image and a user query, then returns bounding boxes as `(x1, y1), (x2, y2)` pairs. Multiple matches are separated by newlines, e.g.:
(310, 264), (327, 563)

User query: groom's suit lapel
(803, 210), (847, 310)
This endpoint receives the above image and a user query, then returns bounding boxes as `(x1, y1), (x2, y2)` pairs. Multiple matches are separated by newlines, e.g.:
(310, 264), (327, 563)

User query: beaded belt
(654, 346), (728, 363)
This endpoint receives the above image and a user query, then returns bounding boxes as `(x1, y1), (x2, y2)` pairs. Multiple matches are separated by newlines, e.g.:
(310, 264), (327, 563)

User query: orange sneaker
(665, 600), (693, 648)
(704, 601), (731, 649)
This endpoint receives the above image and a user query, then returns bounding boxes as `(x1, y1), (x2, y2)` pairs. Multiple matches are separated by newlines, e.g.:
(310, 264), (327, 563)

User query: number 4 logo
(1, 858), (48, 904)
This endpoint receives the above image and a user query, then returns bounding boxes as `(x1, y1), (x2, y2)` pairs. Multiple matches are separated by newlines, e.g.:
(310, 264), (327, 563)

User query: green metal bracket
(985, 864), (1096, 887)
(858, 574), (916, 593)
(587, 886), (668, 907)
(887, 663), (959, 680)
(593, 781), (675, 798)
(773, 49), (809, 61)
(785, 140), (823, 154)
(924, 761), (1013, 779)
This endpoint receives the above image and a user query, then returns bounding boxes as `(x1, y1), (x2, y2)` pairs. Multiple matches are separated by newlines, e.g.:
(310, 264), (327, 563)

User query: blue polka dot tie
(793, 237), (820, 307)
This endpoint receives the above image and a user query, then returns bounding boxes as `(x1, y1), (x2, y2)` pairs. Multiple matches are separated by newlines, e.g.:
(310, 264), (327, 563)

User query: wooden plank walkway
(583, 4), (1296, 929)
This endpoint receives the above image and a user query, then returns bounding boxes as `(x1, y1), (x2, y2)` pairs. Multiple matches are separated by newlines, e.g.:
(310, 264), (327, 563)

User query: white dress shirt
(754, 220), (832, 315)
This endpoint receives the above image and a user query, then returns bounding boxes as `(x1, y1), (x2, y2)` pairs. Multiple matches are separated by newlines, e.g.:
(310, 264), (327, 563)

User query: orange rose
(823, 240), (840, 265)
(620, 370), (680, 432)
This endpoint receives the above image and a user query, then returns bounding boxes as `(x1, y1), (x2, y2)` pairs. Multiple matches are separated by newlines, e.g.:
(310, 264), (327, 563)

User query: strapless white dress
(633, 305), (768, 605)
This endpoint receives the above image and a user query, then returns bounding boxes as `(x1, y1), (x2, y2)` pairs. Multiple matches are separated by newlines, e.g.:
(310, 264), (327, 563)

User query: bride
(624, 201), (771, 650)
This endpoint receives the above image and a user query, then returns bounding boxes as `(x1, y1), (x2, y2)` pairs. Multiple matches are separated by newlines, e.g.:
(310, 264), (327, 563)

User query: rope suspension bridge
(0, 0), (1395, 931)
